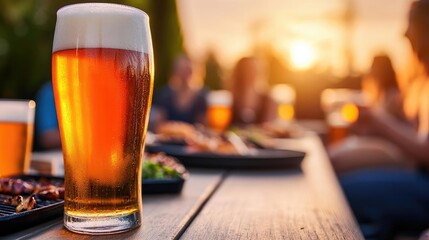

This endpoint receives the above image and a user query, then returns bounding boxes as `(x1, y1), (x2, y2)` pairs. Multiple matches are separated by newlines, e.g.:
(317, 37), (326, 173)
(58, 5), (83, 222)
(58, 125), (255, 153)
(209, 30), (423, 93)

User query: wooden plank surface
(6, 134), (363, 239)
(180, 134), (364, 240)
(4, 169), (225, 240)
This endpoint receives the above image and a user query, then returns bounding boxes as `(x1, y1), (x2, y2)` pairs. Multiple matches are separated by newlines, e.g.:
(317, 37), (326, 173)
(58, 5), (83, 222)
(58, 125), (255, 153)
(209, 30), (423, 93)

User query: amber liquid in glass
(0, 122), (33, 177)
(328, 125), (348, 144)
(52, 48), (153, 218)
(207, 105), (232, 132)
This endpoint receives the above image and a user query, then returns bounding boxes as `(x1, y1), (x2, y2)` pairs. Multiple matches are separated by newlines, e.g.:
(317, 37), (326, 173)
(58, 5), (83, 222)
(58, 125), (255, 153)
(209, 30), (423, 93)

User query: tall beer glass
(52, 3), (154, 234)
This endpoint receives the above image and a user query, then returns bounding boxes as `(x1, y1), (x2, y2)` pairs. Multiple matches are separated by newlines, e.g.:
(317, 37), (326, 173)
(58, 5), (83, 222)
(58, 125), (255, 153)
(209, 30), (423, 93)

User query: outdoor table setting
(2, 131), (363, 239)
(0, 2), (368, 239)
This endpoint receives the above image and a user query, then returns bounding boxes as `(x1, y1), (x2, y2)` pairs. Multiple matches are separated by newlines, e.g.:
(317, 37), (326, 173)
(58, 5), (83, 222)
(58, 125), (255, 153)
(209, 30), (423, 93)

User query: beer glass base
(64, 211), (141, 235)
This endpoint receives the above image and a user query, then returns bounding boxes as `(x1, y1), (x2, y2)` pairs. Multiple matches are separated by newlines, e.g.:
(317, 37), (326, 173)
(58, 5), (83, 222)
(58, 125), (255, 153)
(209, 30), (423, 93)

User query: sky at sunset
(177, 0), (412, 76)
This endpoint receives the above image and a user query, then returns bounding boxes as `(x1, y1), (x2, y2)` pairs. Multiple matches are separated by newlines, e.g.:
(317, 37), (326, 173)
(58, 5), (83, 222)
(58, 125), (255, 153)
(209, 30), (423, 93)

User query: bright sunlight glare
(289, 41), (317, 71)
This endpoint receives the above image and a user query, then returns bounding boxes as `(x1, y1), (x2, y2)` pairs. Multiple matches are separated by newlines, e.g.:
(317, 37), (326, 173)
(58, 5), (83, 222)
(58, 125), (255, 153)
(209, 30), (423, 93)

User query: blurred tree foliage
(0, 0), (183, 99)
(148, 1), (184, 90)
(204, 51), (223, 90)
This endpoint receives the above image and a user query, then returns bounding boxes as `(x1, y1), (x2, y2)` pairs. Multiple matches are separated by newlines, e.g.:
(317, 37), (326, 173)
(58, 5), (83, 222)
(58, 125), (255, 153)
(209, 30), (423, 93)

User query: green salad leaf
(142, 153), (187, 179)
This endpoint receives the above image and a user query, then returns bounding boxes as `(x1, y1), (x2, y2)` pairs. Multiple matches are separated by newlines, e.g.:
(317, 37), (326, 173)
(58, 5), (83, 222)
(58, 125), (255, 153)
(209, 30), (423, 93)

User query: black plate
(0, 174), (64, 235)
(146, 144), (305, 169)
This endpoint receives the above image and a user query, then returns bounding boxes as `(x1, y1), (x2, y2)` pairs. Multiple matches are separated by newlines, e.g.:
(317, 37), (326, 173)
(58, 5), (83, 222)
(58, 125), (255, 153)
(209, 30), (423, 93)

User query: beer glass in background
(207, 90), (233, 132)
(0, 100), (35, 177)
(270, 84), (296, 122)
(321, 89), (362, 144)
(52, 3), (153, 234)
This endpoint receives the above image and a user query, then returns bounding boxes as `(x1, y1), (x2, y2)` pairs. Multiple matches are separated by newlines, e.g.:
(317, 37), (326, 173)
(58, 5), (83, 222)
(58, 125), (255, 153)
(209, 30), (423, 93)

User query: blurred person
(339, 1), (429, 238)
(34, 82), (61, 150)
(230, 57), (277, 126)
(329, 54), (411, 173)
(152, 55), (207, 129)
(362, 54), (404, 119)
(420, 229), (429, 240)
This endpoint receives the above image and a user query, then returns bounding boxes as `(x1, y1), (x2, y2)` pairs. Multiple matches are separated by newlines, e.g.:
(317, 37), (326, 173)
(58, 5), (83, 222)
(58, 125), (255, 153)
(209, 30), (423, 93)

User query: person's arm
(359, 107), (429, 167)
(151, 108), (168, 133)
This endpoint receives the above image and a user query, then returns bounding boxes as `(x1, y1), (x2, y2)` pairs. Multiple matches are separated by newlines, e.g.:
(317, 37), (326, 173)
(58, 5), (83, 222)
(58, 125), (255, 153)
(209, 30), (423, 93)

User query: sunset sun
(289, 41), (317, 71)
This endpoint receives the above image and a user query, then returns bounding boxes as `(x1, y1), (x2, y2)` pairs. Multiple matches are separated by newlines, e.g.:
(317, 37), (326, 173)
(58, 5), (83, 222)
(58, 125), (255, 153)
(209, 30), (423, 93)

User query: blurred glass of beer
(0, 100), (35, 177)
(326, 109), (349, 144)
(321, 89), (361, 144)
(270, 84), (296, 122)
(52, 3), (154, 234)
(207, 90), (233, 132)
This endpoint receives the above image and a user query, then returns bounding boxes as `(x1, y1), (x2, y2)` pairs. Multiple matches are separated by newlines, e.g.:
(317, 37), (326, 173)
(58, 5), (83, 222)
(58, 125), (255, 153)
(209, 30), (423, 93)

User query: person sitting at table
(329, 54), (411, 173)
(362, 54), (404, 119)
(340, 1), (429, 238)
(34, 82), (61, 150)
(230, 57), (277, 126)
(152, 55), (207, 129)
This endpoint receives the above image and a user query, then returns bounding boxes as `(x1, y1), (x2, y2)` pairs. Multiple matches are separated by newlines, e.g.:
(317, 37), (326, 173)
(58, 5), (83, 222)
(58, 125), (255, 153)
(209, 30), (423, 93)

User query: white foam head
(270, 84), (296, 104)
(0, 100), (35, 123)
(53, 3), (152, 54)
(207, 90), (233, 106)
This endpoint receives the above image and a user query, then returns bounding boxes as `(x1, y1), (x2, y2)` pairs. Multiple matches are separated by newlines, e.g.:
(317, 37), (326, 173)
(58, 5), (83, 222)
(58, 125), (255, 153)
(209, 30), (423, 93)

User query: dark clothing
(340, 168), (429, 239)
(154, 86), (207, 124)
(34, 82), (59, 150)
(35, 82), (58, 136)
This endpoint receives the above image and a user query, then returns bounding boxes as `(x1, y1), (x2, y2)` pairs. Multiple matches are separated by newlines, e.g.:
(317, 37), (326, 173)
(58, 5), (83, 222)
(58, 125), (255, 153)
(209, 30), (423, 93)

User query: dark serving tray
(0, 174), (64, 235)
(0, 174), (186, 235)
(146, 144), (305, 169)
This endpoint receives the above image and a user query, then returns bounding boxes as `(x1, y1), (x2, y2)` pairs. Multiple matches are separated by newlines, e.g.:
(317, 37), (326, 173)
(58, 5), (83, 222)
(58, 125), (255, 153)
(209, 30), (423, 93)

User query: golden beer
(327, 103), (359, 144)
(206, 90), (232, 132)
(0, 121), (33, 177)
(52, 3), (153, 234)
(271, 84), (296, 122)
(53, 48), (152, 216)
(277, 103), (295, 121)
(207, 105), (232, 132)
(328, 125), (348, 144)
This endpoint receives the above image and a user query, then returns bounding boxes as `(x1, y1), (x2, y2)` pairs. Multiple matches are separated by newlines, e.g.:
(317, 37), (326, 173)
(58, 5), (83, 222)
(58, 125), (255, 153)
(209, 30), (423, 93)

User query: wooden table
(5, 133), (363, 239)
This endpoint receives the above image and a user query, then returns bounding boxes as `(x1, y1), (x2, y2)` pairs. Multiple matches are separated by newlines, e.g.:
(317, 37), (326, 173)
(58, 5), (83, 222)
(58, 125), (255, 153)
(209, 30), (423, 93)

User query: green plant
(0, 0), (183, 99)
